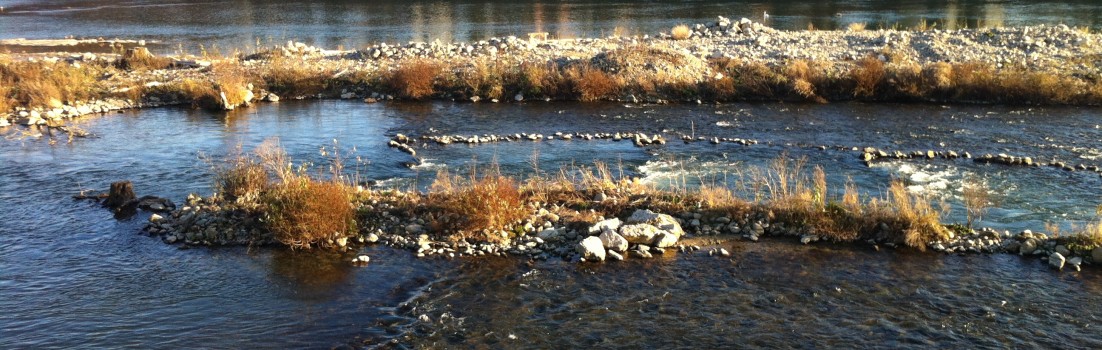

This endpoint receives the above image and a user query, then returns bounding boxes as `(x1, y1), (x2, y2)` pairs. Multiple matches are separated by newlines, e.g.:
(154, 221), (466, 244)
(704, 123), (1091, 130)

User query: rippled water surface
(1, 0), (1101, 53)
(1, 101), (1101, 348)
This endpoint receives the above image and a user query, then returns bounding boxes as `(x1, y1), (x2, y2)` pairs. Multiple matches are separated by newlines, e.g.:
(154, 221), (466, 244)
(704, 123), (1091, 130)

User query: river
(1, 1), (1101, 53)
(1, 100), (1101, 348)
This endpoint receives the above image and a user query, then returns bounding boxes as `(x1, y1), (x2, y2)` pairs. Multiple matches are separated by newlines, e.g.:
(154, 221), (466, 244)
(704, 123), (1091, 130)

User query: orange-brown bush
(852, 56), (885, 97)
(566, 64), (620, 101)
(508, 62), (569, 98)
(388, 60), (441, 99)
(429, 168), (527, 243)
(263, 178), (355, 249)
(213, 155), (269, 202)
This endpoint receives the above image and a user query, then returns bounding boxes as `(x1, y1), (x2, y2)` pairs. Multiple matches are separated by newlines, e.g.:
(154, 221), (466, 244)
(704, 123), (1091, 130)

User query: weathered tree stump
(103, 181), (136, 209)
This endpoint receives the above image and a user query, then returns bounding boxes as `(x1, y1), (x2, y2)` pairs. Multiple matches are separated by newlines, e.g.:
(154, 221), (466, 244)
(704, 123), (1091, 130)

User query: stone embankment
(4, 16), (1101, 128)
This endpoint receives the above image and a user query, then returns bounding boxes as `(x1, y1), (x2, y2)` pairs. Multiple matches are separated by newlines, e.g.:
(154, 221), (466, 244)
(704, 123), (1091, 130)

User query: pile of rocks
(931, 228), (1100, 271)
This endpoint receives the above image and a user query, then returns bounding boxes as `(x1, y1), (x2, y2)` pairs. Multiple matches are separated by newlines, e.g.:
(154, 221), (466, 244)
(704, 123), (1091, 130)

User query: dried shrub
(566, 64), (619, 101)
(388, 60), (441, 99)
(263, 178), (355, 249)
(671, 24), (692, 40)
(116, 47), (173, 71)
(852, 56), (885, 97)
(885, 181), (950, 251)
(450, 59), (506, 99)
(429, 168), (527, 243)
(847, 22), (867, 32)
(924, 62), (954, 90)
(213, 155), (269, 202)
(509, 62), (568, 98)
(961, 175), (991, 229)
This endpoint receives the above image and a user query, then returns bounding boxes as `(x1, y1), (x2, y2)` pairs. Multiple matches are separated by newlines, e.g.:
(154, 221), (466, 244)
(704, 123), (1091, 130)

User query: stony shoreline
(3, 16), (1101, 129)
(140, 187), (1101, 273)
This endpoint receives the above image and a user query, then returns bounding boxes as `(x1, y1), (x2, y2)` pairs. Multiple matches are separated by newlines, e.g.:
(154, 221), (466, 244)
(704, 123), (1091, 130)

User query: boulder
(607, 250), (624, 261)
(625, 209), (684, 238)
(1049, 252), (1066, 270)
(576, 236), (606, 262)
(588, 217), (622, 235)
(1019, 238), (1038, 255)
(618, 224), (662, 244)
(538, 228), (562, 241)
(1055, 245), (1071, 257)
(653, 232), (679, 248)
(599, 230), (629, 252)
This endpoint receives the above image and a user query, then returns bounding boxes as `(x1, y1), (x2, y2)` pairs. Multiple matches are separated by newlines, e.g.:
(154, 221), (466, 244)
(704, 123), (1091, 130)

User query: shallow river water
(1, 101), (1101, 348)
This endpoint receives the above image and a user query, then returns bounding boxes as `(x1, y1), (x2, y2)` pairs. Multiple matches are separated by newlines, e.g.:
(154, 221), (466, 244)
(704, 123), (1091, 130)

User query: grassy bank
(3, 29), (1102, 122)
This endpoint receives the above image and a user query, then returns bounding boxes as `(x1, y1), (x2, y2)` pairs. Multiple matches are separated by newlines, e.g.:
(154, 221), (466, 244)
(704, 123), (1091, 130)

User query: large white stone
(588, 218), (622, 235)
(625, 209), (684, 238)
(618, 224), (662, 244)
(576, 236), (606, 262)
(599, 230), (629, 252)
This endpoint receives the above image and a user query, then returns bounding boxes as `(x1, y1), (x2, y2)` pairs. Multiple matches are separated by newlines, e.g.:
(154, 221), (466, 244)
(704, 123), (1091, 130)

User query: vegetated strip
(142, 142), (1102, 271)
(3, 18), (1102, 128)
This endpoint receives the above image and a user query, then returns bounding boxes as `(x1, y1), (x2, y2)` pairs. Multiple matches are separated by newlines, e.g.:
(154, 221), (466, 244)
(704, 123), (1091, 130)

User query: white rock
(625, 209), (684, 238)
(588, 217), (622, 235)
(336, 237), (348, 248)
(149, 213), (163, 223)
(599, 230), (629, 252)
(607, 250), (624, 261)
(538, 228), (562, 241)
(653, 232), (679, 248)
(618, 223), (662, 244)
(576, 236), (606, 262)
(1049, 252), (1066, 270)
(719, 248), (731, 257)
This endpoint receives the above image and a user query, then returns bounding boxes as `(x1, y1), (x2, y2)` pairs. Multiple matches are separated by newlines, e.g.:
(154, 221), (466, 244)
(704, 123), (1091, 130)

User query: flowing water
(1, 0), (1102, 53)
(1, 101), (1101, 348)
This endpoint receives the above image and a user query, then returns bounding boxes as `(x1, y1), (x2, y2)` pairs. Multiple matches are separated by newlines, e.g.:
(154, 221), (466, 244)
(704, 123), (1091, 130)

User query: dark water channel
(1, 101), (1101, 348)
(2, 1), (1102, 53)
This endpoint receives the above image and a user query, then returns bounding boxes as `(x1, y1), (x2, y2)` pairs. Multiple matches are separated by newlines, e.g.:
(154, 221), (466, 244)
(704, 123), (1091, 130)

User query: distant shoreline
(2, 18), (1100, 129)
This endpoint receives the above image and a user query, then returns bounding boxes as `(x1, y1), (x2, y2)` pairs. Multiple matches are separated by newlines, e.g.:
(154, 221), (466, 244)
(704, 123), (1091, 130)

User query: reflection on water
(268, 249), (355, 298)
(0, 1), (1100, 53)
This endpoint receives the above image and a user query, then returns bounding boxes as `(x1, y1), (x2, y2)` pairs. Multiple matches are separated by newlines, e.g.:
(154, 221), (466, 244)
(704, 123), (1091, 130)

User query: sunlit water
(1, 0), (1101, 53)
(1, 101), (1101, 348)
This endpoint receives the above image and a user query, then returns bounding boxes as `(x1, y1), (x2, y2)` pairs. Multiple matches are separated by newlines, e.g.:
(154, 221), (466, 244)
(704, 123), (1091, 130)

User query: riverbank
(2, 17), (1101, 128)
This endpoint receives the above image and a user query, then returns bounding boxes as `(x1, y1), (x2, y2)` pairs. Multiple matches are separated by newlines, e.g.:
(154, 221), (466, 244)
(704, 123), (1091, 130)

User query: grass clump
(388, 60), (442, 99)
(0, 58), (100, 109)
(427, 166), (528, 243)
(671, 24), (692, 40)
(212, 141), (356, 249)
(566, 64), (620, 101)
(116, 47), (174, 71)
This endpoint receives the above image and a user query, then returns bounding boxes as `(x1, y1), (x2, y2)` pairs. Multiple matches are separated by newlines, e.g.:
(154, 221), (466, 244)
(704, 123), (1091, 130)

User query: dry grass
(388, 60), (441, 99)
(449, 59), (506, 99)
(116, 47), (174, 71)
(428, 167), (527, 243)
(262, 57), (331, 97)
(847, 23), (867, 32)
(0, 58), (99, 109)
(566, 64), (620, 101)
(852, 56), (886, 97)
(961, 175), (991, 228)
(671, 24), (692, 40)
(211, 141), (356, 249)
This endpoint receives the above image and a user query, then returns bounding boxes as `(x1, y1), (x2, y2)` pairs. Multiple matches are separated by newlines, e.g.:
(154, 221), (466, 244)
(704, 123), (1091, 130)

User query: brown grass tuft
(263, 178), (355, 249)
(117, 47), (174, 71)
(852, 56), (885, 97)
(566, 64), (619, 101)
(671, 24), (692, 40)
(847, 22), (867, 32)
(262, 56), (331, 97)
(388, 60), (442, 99)
(429, 167), (527, 243)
